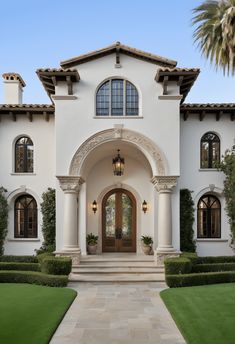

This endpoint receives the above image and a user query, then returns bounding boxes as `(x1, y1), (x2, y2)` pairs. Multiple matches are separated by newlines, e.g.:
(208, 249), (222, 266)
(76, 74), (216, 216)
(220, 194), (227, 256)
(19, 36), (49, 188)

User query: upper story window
(14, 195), (37, 238)
(197, 194), (221, 238)
(15, 137), (34, 173)
(200, 132), (220, 168)
(96, 79), (139, 116)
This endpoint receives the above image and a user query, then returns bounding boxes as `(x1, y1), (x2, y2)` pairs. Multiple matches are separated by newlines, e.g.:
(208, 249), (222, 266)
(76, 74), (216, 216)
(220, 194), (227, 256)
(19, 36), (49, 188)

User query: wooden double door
(102, 188), (136, 252)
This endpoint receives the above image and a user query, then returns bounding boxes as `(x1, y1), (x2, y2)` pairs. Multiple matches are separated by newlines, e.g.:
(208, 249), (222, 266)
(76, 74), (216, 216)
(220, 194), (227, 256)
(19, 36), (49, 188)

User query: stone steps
(70, 255), (165, 282)
(69, 273), (165, 282)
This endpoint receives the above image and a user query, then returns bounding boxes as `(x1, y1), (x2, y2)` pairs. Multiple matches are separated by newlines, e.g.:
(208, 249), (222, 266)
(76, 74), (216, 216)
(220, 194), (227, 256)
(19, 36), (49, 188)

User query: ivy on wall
(0, 187), (8, 255)
(219, 148), (235, 249)
(180, 189), (196, 253)
(39, 188), (56, 253)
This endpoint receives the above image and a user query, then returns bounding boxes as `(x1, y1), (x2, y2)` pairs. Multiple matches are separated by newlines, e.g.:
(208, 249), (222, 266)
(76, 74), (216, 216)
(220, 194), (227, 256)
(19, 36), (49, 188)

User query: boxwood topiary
(0, 255), (38, 263)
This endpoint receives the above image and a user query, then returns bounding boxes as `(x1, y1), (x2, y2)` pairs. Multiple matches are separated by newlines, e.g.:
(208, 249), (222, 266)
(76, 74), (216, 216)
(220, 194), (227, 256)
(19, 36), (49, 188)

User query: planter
(87, 244), (97, 255)
(142, 244), (152, 255)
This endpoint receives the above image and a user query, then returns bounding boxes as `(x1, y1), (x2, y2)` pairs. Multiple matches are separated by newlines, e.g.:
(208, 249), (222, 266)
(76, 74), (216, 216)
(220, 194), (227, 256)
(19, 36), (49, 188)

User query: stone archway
(69, 128), (167, 176)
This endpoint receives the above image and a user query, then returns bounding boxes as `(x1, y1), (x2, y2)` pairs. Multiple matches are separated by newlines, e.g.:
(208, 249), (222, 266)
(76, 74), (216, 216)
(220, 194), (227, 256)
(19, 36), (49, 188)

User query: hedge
(194, 256), (235, 265)
(166, 271), (235, 288)
(0, 271), (68, 287)
(37, 252), (54, 265)
(0, 262), (40, 271)
(0, 255), (38, 263)
(41, 257), (72, 275)
(192, 263), (235, 273)
(164, 257), (192, 275)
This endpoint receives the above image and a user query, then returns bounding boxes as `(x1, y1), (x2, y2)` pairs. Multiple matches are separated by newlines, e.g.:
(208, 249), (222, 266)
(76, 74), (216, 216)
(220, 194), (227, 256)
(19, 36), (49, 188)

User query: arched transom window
(15, 137), (34, 173)
(201, 132), (220, 168)
(197, 194), (221, 238)
(96, 79), (139, 116)
(14, 195), (37, 238)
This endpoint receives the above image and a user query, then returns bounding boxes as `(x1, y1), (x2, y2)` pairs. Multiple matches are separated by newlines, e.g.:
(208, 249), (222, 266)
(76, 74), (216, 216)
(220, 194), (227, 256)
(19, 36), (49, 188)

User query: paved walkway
(50, 282), (185, 344)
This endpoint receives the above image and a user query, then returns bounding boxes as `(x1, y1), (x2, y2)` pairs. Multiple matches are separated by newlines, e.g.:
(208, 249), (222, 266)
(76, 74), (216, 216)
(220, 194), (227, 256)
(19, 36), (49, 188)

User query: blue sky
(0, 0), (234, 104)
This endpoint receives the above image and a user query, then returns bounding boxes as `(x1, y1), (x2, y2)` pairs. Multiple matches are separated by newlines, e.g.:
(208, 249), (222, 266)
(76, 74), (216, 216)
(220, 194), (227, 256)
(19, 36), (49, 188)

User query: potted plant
(141, 235), (153, 255)
(86, 233), (98, 255)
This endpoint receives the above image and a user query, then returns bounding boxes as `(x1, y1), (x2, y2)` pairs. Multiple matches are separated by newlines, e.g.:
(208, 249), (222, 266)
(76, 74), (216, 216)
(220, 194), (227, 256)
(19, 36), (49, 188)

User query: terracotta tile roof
(181, 103), (235, 109)
(0, 104), (54, 109)
(155, 67), (200, 103)
(2, 73), (26, 87)
(60, 42), (177, 68)
(36, 69), (80, 99)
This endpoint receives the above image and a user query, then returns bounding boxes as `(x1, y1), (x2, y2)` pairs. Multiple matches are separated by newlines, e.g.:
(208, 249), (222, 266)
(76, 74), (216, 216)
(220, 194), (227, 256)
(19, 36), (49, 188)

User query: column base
(154, 249), (181, 266)
(54, 248), (81, 265)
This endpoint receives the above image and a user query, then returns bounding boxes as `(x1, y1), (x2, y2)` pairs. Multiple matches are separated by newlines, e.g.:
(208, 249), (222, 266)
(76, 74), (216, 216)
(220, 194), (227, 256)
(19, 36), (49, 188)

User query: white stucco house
(0, 42), (234, 265)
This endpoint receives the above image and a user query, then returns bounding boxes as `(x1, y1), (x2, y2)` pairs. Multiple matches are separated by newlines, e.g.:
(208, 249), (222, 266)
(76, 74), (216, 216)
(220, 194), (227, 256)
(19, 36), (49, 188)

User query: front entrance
(102, 188), (136, 252)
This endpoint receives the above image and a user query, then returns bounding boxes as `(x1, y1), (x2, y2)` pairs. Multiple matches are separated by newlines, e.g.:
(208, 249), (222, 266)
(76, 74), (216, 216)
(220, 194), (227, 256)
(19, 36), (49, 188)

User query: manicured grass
(0, 283), (76, 344)
(161, 283), (235, 344)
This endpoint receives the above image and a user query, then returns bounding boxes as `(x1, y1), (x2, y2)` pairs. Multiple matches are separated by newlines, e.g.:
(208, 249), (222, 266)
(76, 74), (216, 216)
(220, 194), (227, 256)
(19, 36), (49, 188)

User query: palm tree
(192, 0), (235, 75)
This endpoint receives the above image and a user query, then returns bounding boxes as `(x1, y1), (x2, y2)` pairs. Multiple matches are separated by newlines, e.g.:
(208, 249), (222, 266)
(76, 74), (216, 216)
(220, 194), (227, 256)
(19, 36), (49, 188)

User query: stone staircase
(69, 254), (165, 282)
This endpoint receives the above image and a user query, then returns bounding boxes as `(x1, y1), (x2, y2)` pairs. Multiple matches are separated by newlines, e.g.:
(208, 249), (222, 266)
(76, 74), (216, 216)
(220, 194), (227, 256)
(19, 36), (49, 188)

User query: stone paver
(50, 282), (185, 344)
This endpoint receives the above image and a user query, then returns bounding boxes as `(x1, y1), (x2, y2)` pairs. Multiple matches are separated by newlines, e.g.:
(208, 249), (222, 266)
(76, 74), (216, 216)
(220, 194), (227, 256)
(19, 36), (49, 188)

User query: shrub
(0, 271), (68, 287)
(180, 189), (196, 252)
(192, 263), (235, 273)
(41, 257), (72, 275)
(0, 262), (39, 271)
(39, 188), (56, 253)
(0, 255), (38, 263)
(164, 257), (192, 275)
(166, 271), (235, 288)
(0, 187), (8, 255)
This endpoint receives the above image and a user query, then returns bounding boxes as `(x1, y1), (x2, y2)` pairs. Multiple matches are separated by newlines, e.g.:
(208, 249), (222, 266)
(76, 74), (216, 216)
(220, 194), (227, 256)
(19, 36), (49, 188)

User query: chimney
(2, 73), (26, 104)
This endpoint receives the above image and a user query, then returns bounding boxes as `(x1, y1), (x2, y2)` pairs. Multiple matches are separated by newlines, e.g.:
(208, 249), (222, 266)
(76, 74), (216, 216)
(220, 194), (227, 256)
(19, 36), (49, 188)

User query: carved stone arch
(69, 128), (167, 176)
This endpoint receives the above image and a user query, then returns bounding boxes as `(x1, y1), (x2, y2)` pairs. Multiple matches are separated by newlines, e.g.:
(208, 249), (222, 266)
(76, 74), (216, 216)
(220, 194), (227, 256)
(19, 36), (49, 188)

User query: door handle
(115, 227), (122, 239)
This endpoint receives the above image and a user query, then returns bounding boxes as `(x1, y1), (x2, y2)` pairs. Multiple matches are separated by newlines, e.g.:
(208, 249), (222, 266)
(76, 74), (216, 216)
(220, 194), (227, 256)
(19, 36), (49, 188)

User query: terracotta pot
(87, 244), (97, 255)
(142, 244), (152, 255)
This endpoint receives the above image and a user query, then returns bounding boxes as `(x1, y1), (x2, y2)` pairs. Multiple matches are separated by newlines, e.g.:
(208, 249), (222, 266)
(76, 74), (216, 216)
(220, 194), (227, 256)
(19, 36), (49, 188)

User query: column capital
(57, 175), (85, 193)
(151, 175), (178, 192)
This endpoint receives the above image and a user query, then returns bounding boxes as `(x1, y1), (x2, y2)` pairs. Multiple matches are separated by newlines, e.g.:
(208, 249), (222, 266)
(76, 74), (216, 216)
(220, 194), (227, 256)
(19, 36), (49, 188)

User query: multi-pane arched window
(96, 79), (139, 116)
(201, 132), (220, 168)
(197, 194), (221, 238)
(14, 195), (37, 238)
(15, 137), (34, 173)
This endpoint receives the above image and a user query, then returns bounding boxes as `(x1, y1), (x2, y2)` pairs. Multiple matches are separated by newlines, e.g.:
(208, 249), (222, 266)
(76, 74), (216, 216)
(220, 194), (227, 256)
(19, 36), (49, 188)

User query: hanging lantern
(112, 149), (124, 176)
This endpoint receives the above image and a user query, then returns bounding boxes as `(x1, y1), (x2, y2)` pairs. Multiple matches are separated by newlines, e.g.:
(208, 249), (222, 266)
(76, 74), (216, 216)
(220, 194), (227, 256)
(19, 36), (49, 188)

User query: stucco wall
(0, 116), (55, 255)
(180, 115), (234, 256)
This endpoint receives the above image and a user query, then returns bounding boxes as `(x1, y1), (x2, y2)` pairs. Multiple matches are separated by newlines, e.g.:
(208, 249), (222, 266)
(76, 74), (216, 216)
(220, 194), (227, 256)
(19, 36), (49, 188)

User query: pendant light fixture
(112, 149), (125, 176)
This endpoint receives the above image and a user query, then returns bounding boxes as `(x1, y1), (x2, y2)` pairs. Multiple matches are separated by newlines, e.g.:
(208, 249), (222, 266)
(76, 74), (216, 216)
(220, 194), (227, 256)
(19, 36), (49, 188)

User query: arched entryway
(102, 188), (136, 252)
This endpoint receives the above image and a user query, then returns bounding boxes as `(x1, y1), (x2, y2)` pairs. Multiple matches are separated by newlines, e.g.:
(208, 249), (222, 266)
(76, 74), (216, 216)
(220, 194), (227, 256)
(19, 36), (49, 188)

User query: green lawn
(0, 283), (76, 344)
(161, 283), (235, 344)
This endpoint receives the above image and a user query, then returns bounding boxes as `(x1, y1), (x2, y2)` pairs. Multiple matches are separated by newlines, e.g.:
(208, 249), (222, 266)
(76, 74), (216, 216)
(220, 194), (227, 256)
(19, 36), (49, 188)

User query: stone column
(151, 176), (179, 265)
(56, 176), (84, 265)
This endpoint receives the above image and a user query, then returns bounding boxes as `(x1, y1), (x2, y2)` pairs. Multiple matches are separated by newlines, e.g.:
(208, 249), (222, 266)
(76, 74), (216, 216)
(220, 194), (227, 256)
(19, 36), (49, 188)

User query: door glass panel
(105, 194), (115, 237)
(122, 193), (132, 237)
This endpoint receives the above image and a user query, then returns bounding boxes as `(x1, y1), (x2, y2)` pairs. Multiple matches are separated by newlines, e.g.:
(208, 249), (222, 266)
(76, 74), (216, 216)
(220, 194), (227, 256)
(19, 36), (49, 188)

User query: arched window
(14, 195), (37, 238)
(96, 79), (139, 116)
(201, 132), (220, 168)
(197, 194), (221, 238)
(15, 137), (34, 173)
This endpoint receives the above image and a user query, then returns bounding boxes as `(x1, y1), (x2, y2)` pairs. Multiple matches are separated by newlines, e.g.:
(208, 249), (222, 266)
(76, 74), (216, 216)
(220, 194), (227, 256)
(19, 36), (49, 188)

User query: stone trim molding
(151, 175), (178, 192)
(57, 175), (85, 193)
(69, 128), (167, 176)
